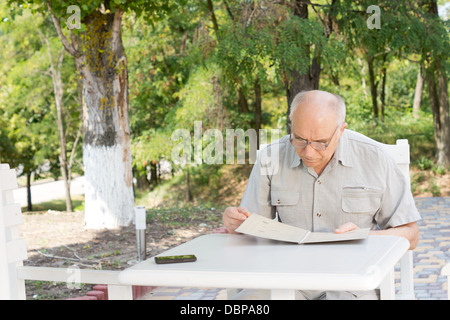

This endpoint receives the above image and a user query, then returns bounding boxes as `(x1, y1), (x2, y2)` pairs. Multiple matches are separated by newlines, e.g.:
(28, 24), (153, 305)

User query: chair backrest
(376, 139), (410, 180)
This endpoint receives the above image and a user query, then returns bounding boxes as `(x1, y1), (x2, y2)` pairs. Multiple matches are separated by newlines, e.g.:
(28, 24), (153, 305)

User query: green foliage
(1, 0), (448, 204)
(417, 156), (434, 171)
(0, 3), (81, 179)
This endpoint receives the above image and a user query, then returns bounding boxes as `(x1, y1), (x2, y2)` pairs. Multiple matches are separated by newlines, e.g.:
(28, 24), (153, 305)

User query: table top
(118, 233), (409, 291)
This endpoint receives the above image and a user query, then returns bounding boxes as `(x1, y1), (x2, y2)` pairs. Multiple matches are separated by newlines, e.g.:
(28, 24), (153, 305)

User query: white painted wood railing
(0, 163), (133, 300)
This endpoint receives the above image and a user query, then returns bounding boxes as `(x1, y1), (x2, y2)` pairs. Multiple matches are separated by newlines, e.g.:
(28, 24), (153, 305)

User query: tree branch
(45, 1), (80, 58)
(111, 8), (123, 52)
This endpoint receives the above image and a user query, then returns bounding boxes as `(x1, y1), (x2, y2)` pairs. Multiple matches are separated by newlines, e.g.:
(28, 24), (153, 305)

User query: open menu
(235, 214), (370, 244)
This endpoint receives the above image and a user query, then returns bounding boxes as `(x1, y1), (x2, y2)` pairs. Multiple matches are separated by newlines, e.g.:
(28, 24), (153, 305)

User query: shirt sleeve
(376, 154), (422, 229)
(239, 160), (276, 219)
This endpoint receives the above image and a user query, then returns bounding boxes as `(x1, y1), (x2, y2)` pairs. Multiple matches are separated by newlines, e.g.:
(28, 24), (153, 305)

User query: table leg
(270, 289), (296, 300)
(379, 268), (395, 300)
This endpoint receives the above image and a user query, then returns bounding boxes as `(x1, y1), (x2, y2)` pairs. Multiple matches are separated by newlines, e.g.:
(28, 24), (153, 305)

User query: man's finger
(237, 206), (251, 217)
(334, 222), (359, 234)
(226, 207), (248, 220)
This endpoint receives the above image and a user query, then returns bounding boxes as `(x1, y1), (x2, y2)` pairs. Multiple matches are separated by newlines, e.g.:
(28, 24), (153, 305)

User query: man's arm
(335, 221), (419, 250)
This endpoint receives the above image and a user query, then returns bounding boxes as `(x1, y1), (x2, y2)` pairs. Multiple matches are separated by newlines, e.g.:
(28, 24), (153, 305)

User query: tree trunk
(254, 77), (262, 149)
(47, 3), (135, 228)
(367, 55), (379, 121)
(284, 1), (320, 134)
(238, 86), (249, 113)
(422, 0), (450, 166)
(357, 57), (368, 98)
(78, 10), (134, 228)
(50, 48), (73, 213)
(413, 65), (424, 119)
(150, 160), (158, 186)
(380, 53), (388, 122)
(38, 29), (73, 213)
(185, 167), (192, 202)
(26, 171), (32, 212)
(425, 60), (450, 166)
(435, 64), (450, 166)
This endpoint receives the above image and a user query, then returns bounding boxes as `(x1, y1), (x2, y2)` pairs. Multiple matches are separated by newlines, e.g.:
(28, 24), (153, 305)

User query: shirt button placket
(313, 178), (324, 231)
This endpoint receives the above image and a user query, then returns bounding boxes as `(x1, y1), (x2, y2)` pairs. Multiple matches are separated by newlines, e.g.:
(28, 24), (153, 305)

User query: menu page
(235, 214), (370, 244)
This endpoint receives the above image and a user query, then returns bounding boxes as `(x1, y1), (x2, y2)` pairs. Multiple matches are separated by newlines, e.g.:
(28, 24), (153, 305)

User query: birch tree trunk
(79, 10), (134, 228)
(412, 65), (424, 119)
(48, 4), (134, 228)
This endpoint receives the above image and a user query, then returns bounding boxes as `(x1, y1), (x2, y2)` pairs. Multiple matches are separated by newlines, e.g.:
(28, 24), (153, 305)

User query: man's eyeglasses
(289, 127), (339, 151)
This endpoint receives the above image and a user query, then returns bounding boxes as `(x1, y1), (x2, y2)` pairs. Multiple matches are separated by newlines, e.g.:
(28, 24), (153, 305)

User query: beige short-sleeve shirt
(240, 129), (421, 232)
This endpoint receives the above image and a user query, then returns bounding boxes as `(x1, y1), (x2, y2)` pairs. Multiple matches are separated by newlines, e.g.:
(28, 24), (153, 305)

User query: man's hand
(334, 222), (419, 250)
(334, 222), (359, 234)
(223, 206), (250, 234)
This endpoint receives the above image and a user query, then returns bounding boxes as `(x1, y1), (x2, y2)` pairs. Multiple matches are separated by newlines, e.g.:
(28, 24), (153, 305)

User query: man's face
(290, 104), (346, 175)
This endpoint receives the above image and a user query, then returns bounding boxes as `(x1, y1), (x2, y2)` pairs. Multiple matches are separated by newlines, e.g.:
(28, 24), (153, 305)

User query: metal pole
(135, 206), (147, 262)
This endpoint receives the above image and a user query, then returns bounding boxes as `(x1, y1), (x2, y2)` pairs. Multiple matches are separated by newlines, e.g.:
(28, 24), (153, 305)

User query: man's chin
(302, 158), (319, 166)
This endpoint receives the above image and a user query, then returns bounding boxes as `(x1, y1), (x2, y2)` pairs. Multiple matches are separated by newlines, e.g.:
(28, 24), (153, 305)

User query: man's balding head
(290, 90), (346, 127)
(288, 90), (347, 175)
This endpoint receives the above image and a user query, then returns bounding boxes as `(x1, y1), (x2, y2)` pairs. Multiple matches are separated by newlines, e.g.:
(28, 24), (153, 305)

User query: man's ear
(338, 122), (348, 139)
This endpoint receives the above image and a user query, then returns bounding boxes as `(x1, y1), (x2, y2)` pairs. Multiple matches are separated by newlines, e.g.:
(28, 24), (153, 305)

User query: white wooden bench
(0, 163), (133, 300)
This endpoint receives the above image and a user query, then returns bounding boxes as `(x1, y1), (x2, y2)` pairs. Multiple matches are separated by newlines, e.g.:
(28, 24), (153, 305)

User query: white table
(118, 234), (409, 300)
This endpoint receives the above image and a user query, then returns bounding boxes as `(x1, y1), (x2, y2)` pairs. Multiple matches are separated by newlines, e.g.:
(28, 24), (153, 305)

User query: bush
(347, 112), (435, 163)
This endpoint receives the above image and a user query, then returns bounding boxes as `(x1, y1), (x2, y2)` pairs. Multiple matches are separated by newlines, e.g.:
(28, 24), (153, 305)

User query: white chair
(376, 139), (415, 300)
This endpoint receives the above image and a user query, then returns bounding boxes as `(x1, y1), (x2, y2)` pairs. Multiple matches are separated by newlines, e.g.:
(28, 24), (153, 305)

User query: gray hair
(290, 90), (346, 127)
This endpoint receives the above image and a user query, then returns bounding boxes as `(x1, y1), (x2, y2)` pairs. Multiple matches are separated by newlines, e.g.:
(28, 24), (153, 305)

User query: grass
(146, 204), (225, 228)
(21, 195), (85, 213)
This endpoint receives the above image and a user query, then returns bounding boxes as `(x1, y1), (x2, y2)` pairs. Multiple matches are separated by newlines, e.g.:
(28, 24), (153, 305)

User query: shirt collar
(290, 150), (301, 168)
(335, 129), (353, 167)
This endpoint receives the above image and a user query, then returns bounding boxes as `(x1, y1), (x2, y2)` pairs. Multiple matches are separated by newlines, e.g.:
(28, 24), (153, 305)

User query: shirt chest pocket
(341, 187), (382, 227)
(271, 190), (300, 206)
(271, 189), (300, 224)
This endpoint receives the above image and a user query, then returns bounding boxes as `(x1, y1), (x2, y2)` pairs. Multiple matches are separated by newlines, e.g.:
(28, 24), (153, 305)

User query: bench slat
(17, 266), (123, 285)
(6, 238), (28, 263)
(2, 203), (22, 227)
(0, 170), (18, 191)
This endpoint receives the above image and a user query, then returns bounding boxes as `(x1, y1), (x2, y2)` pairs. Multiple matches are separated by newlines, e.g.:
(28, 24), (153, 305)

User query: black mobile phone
(154, 254), (197, 264)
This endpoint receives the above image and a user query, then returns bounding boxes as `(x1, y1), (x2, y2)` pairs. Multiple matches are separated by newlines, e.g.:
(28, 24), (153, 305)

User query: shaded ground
(19, 208), (224, 300)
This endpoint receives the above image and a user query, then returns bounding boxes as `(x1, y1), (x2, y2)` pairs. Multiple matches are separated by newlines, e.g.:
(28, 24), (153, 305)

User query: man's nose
(304, 144), (317, 156)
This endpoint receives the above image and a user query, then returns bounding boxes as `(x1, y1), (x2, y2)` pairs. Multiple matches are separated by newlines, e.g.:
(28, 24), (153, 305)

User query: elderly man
(223, 90), (421, 300)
